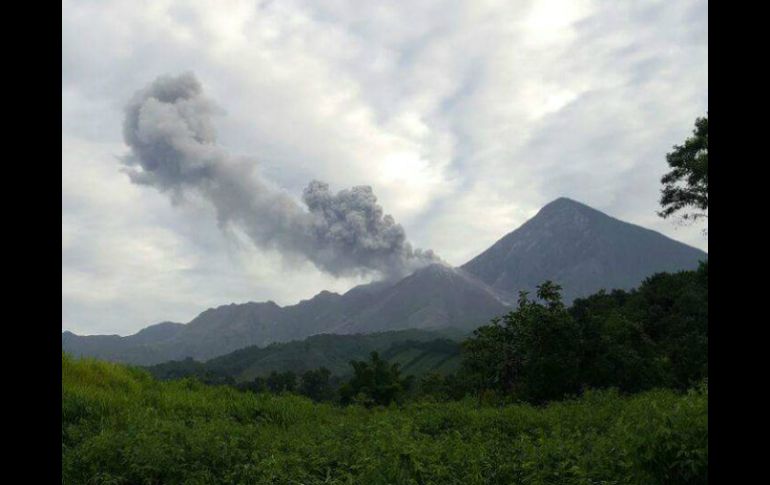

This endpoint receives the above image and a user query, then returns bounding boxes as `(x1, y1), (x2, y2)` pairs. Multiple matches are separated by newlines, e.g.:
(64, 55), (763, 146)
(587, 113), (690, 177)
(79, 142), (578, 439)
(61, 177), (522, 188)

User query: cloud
(121, 73), (439, 278)
(62, 135), (373, 335)
(62, 0), (707, 335)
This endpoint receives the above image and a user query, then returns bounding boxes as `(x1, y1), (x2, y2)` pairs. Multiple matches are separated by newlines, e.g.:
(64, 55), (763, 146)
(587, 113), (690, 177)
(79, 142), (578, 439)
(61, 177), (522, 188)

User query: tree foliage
(462, 264), (708, 403)
(339, 351), (413, 407)
(266, 370), (297, 393)
(462, 281), (581, 403)
(659, 115), (708, 223)
(298, 367), (335, 402)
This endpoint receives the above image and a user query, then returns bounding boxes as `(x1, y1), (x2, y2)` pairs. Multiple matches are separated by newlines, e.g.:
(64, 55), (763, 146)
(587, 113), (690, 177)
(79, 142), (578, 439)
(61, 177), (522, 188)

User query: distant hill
(328, 264), (511, 334)
(146, 328), (464, 382)
(61, 322), (185, 363)
(64, 265), (501, 365)
(462, 197), (706, 303)
(63, 197), (706, 365)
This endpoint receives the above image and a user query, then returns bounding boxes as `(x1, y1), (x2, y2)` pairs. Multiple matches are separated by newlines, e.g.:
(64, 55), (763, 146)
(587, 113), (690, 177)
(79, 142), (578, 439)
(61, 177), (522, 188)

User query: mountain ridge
(461, 197), (706, 302)
(63, 197), (706, 365)
(63, 264), (506, 364)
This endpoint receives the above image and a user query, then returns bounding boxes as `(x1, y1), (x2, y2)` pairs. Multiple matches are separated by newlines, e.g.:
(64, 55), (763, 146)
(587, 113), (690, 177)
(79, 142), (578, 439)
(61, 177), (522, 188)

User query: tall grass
(63, 353), (707, 484)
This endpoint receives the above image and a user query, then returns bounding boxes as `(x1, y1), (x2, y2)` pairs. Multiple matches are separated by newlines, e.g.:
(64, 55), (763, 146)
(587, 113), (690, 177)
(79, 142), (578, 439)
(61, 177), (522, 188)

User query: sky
(62, 0), (708, 336)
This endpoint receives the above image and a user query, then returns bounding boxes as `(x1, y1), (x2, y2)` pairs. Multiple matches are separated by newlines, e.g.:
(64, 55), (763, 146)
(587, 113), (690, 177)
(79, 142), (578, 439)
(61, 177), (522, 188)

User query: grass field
(63, 353), (707, 484)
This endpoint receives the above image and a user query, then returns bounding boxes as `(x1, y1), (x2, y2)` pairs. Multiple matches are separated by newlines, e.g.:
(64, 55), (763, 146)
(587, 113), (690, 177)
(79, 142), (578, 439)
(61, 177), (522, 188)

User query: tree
(266, 371), (297, 393)
(570, 292), (664, 393)
(462, 281), (581, 403)
(238, 376), (267, 394)
(569, 264), (708, 392)
(417, 373), (450, 401)
(659, 115), (708, 224)
(631, 263), (708, 389)
(339, 352), (412, 407)
(298, 367), (334, 402)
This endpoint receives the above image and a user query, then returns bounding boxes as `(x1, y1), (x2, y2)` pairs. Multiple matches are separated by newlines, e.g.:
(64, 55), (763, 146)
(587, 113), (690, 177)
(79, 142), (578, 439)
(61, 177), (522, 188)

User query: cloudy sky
(62, 0), (708, 336)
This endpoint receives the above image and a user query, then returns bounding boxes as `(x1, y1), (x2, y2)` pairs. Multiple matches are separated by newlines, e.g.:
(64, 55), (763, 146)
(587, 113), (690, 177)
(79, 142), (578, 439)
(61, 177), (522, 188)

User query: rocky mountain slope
(462, 197), (706, 303)
(63, 265), (504, 365)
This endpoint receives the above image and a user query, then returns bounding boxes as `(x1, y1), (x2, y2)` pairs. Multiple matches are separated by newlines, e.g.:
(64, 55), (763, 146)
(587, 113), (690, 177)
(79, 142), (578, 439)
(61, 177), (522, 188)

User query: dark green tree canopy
(461, 281), (581, 403)
(461, 267), (707, 403)
(298, 367), (334, 402)
(659, 115), (708, 223)
(339, 351), (412, 407)
(266, 370), (297, 393)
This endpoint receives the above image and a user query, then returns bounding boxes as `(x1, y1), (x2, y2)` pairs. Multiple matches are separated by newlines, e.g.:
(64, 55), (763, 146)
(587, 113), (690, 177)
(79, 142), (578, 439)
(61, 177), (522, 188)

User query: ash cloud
(121, 72), (440, 279)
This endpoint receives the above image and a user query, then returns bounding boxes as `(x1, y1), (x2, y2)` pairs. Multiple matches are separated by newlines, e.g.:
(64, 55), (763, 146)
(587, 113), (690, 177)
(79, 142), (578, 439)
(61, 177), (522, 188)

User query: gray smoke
(121, 72), (440, 279)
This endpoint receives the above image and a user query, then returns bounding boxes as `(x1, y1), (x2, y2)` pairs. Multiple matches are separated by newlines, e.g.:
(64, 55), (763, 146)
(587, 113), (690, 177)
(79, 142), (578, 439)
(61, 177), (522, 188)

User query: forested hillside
(143, 263), (707, 404)
(146, 328), (464, 383)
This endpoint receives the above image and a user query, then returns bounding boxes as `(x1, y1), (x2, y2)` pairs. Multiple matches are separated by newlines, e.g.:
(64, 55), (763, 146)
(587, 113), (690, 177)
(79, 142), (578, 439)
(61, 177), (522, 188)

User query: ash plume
(121, 72), (440, 279)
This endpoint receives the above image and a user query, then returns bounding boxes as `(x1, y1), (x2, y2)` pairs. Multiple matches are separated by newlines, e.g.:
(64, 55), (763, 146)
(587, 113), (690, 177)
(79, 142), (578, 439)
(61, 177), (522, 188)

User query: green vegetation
(145, 263), (706, 407)
(146, 328), (464, 384)
(339, 352), (415, 407)
(383, 338), (461, 376)
(298, 367), (335, 403)
(63, 353), (707, 484)
(461, 262), (708, 403)
(63, 266), (707, 483)
(659, 114), (708, 223)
